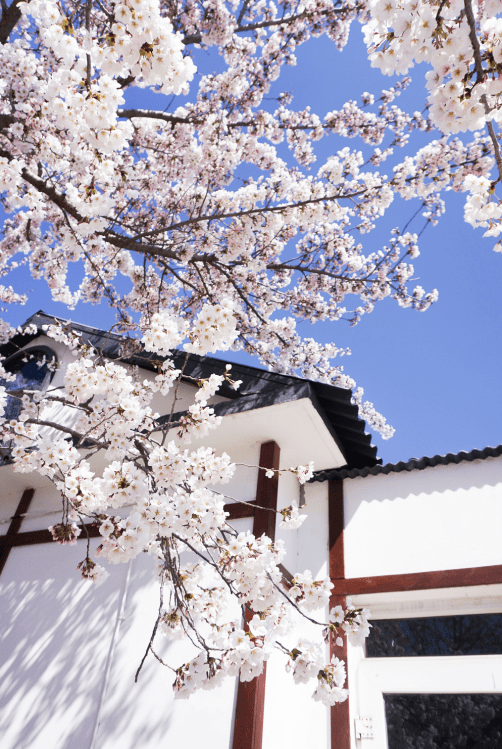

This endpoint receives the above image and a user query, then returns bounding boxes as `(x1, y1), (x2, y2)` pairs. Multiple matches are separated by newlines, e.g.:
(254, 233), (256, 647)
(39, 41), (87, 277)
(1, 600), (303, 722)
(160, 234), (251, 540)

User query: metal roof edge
(157, 381), (316, 426)
(311, 444), (502, 482)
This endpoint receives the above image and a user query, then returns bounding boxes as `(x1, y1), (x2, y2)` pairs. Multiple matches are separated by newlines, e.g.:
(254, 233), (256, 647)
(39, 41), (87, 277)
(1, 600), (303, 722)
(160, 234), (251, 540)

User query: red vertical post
(329, 478), (345, 581)
(232, 441), (280, 749)
(329, 479), (351, 749)
(0, 488), (35, 576)
(252, 441), (280, 541)
(231, 663), (268, 749)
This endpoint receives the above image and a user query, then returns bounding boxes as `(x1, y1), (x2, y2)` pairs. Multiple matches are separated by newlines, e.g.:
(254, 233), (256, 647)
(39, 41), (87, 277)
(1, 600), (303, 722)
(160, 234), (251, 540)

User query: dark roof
(2, 310), (381, 471)
(312, 444), (502, 482)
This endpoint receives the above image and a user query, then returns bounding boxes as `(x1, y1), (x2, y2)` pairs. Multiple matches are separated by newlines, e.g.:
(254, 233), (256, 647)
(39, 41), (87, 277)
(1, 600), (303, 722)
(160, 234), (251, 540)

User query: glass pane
(0, 350), (53, 421)
(385, 694), (502, 749)
(366, 614), (502, 657)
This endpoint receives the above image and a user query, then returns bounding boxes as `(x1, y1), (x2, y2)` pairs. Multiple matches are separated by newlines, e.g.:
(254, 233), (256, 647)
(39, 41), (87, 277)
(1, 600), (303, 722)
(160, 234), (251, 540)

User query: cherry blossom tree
(4, 0), (501, 439)
(0, 0), (501, 705)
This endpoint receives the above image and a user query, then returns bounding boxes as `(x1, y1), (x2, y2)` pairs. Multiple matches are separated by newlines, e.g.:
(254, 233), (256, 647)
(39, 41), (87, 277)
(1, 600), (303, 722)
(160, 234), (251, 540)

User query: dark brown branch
(2, 137), (373, 280)
(25, 418), (107, 447)
(118, 109), (202, 126)
(463, 0), (502, 180)
(124, 188), (368, 242)
(0, 147), (86, 221)
(237, 0), (252, 26)
(267, 262), (347, 281)
(135, 575), (164, 682)
(0, 113), (17, 129)
(0, 0), (25, 44)
(116, 74), (135, 89)
(463, 0), (485, 84)
(117, 108), (322, 132)
(182, 7), (343, 45)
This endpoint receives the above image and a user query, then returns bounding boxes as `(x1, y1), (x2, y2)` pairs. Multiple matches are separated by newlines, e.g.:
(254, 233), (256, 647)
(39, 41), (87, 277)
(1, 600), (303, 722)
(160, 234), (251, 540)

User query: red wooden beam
(224, 502), (256, 521)
(332, 564), (502, 596)
(231, 662), (268, 749)
(328, 479), (351, 749)
(0, 522), (101, 549)
(0, 488), (35, 575)
(232, 441), (280, 749)
(330, 594), (351, 749)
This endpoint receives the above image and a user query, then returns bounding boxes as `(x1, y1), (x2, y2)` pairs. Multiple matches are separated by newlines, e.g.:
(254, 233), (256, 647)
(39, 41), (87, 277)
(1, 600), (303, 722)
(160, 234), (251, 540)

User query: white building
(1, 311), (502, 749)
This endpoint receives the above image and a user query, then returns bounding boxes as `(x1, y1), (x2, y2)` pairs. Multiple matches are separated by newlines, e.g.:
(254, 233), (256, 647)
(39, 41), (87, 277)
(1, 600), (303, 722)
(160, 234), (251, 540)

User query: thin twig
(135, 573), (164, 682)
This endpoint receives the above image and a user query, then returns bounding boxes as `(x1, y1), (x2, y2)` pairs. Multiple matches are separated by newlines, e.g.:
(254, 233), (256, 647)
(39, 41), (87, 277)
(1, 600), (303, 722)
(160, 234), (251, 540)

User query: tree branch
(122, 188), (368, 243)
(181, 7), (344, 45)
(0, 113), (17, 129)
(0, 147), (86, 221)
(0, 0), (25, 44)
(25, 418), (108, 447)
(118, 109), (202, 127)
(135, 574), (164, 682)
(118, 107), (323, 132)
(463, 0), (502, 180)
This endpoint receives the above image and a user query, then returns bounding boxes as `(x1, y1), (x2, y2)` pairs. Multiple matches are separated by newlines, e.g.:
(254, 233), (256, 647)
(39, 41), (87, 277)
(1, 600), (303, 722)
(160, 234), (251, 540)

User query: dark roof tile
(312, 444), (502, 482)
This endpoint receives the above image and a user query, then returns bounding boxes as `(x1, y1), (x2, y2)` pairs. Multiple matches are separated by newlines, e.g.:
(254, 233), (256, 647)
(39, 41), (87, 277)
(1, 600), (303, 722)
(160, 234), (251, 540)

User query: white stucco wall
(343, 456), (502, 578)
(0, 538), (129, 749)
(263, 479), (330, 749)
(92, 550), (240, 749)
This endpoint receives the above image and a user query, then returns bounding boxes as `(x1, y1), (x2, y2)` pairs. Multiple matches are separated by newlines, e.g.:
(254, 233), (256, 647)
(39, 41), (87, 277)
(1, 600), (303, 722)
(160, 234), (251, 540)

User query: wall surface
(0, 538), (128, 749)
(263, 479), (330, 749)
(343, 457), (502, 578)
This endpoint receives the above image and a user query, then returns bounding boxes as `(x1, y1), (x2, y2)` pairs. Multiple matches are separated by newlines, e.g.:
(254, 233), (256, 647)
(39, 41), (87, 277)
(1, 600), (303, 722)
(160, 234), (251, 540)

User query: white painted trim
(351, 584), (502, 619)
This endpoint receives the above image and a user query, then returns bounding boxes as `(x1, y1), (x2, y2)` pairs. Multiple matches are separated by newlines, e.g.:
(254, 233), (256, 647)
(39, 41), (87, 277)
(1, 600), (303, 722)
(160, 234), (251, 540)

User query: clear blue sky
(2, 23), (501, 466)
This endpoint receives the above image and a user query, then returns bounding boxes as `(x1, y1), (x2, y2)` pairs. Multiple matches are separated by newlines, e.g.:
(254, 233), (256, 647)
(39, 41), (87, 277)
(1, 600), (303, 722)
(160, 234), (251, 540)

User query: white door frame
(347, 585), (502, 749)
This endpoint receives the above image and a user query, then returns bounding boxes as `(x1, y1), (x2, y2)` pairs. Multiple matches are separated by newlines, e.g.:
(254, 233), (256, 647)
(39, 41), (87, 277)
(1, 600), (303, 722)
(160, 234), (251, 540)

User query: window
(366, 613), (502, 657)
(0, 346), (57, 421)
(384, 693), (502, 749)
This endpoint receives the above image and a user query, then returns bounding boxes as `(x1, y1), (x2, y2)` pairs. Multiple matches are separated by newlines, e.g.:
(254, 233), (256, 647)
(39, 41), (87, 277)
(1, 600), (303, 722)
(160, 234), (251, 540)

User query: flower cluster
(18, 0), (195, 157)
(290, 462), (315, 485)
(142, 311), (184, 355)
(463, 174), (502, 237)
(329, 599), (372, 647)
(184, 299), (239, 356)
(290, 571), (334, 613)
(286, 637), (350, 705)
(48, 521), (81, 545)
(279, 501), (307, 530)
(77, 556), (109, 583)
(363, 0), (502, 133)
